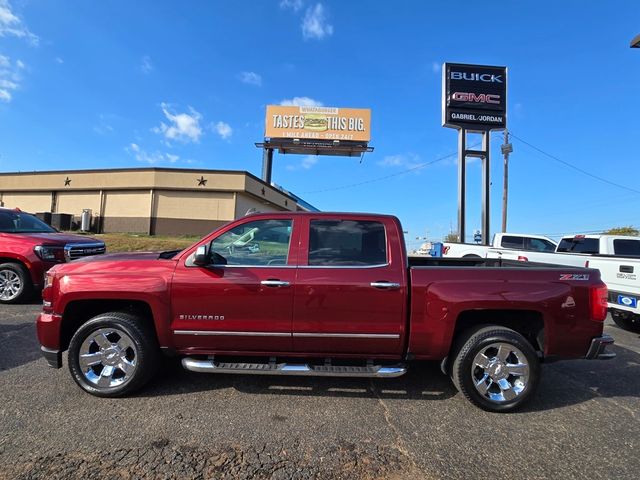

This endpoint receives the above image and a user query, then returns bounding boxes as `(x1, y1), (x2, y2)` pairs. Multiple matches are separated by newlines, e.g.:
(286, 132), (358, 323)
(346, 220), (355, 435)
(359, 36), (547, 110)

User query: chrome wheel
(0, 269), (22, 301)
(471, 342), (530, 402)
(78, 328), (138, 388)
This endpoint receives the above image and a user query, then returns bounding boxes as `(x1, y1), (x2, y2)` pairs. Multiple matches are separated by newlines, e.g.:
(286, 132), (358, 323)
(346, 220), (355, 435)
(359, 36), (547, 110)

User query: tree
(444, 232), (459, 242)
(603, 226), (639, 236)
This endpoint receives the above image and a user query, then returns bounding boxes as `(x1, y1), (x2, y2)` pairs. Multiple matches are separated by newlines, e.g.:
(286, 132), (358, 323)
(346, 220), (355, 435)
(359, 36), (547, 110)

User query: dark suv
(0, 208), (105, 303)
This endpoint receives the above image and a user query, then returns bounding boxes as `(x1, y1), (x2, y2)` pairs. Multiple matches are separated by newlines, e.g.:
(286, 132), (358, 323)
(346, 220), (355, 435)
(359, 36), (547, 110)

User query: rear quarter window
(500, 236), (524, 249)
(613, 239), (640, 256)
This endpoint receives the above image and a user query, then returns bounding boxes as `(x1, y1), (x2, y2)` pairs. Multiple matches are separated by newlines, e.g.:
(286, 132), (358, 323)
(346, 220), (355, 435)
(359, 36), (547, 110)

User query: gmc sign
(442, 63), (507, 129)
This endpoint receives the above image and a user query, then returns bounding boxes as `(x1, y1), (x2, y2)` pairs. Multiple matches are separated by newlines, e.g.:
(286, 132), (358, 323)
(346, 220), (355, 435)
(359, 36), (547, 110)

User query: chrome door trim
(173, 330), (291, 337)
(292, 332), (400, 339)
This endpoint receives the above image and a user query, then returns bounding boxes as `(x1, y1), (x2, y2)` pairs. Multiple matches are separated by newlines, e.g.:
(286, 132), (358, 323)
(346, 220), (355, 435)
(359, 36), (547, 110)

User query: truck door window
(501, 236), (524, 249)
(613, 239), (640, 256)
(308, 220), (387, 266)
(210, 219), (292, 266)
(526, 238), (556, 252)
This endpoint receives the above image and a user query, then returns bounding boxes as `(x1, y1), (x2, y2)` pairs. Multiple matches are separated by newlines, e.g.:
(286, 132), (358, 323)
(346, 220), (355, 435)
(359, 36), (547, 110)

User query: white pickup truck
(444, 234), (640, 332)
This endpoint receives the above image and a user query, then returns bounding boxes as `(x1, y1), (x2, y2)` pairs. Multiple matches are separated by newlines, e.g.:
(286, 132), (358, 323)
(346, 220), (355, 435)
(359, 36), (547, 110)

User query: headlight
(34, 245), (66, 263)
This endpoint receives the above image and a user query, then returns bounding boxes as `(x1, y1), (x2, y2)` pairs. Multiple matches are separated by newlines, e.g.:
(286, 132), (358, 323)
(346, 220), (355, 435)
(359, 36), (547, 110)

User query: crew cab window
(526, 238), (556, 252)
(210, 219), (292, 266)
(501, 236), (524, 249)
(613, 239), (640, 256)
(308, 220), (387, 266)
(557, 238), (599, 254)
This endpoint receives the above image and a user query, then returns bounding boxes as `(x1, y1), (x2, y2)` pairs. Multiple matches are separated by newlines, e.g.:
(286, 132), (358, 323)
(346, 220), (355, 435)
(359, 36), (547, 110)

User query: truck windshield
(0, 211), (57, 233)
(557, 237), (599, 254)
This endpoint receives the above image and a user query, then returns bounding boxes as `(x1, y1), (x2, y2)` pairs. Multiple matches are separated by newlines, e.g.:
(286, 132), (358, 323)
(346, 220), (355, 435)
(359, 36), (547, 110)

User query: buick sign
(442, 63), (507, 129)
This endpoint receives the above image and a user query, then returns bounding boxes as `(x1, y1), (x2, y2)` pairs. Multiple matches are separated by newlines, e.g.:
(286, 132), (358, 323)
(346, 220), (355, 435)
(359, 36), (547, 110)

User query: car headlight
(34, 245), (66, 263)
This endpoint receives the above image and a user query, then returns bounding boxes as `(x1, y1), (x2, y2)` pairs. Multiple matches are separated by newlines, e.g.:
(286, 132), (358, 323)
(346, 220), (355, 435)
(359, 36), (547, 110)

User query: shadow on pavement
(0, 322), (41, 371)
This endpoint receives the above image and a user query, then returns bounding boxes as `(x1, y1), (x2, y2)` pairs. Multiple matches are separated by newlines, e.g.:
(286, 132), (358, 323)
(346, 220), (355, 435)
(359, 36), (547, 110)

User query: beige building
(0, 168), (311, 235)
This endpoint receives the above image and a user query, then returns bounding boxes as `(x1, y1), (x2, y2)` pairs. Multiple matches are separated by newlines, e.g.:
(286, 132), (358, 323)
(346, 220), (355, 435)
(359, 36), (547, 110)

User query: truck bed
(408, 256), (581, 269)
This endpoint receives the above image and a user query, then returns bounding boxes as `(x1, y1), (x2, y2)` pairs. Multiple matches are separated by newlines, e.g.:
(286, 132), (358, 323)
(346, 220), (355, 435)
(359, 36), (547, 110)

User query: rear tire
(68, 312), (160, 397)
(451, 326), (540, 412)
(0, 262), (32, 304)
(611, 310), (640, 333)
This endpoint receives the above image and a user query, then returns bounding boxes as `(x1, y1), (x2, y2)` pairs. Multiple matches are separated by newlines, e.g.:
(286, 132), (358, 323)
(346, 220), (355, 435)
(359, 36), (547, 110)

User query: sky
(1, 0), (639, 248)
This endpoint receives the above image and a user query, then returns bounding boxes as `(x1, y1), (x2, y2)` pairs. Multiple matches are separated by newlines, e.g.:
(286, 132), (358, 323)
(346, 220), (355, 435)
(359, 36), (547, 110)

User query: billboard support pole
(457, 128), (491, 245)
(457, 128), (466, 243)
(480, 130), (490, 245)
(262, 147), (273, 184)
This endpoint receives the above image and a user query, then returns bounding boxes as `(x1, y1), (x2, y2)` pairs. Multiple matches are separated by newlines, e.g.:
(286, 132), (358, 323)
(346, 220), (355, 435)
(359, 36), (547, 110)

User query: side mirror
(211, 252), (228, 266)
(193, 245), (210, 266)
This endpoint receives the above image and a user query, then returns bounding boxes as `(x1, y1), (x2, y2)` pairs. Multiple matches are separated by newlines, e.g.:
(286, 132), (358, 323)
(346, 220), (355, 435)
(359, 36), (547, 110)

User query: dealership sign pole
(442, 63), (507, 245)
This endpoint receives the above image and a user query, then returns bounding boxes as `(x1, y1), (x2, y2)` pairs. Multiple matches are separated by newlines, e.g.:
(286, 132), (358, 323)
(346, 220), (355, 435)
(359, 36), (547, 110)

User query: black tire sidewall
(612, 312), (640, 333)
(453, 328), (540, 412)
(0, 262), (31, 304)
(68, 313), (158, 397)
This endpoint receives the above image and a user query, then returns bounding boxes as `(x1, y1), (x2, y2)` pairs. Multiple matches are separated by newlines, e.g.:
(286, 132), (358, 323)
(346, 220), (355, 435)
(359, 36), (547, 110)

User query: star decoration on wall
(261, 187), (265, 196)
(64, 177), (71, 186)
(197, 176), (207, 186)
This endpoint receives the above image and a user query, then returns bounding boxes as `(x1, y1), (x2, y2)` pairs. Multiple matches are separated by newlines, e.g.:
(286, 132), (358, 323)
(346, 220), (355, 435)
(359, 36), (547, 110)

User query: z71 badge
(559, 274), (590, 281)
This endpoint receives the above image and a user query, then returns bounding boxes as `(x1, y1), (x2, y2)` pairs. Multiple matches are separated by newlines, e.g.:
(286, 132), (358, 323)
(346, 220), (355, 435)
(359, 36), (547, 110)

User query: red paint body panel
(36, 212), (606, 364)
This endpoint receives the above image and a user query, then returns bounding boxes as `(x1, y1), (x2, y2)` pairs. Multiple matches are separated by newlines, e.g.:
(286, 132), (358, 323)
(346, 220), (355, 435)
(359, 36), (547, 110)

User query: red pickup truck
(36, 212), (614, 412)
(0, 207), (105, 303)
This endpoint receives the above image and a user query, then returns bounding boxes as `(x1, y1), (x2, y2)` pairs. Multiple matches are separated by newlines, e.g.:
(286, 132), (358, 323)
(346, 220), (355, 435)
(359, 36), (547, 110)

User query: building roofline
(0, 166), (305, 206)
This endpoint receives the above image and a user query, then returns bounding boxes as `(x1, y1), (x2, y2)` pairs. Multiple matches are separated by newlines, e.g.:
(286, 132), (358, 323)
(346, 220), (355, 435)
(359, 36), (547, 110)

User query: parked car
(443, 232), (557, 259)
(36, 212), (613, 412)
(0, 207), (106, 303)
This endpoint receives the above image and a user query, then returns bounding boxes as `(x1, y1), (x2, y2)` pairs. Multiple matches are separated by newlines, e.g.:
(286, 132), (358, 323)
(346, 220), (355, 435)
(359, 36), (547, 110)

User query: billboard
(265, 105), (371, 142)
(442, 63), (507, 130)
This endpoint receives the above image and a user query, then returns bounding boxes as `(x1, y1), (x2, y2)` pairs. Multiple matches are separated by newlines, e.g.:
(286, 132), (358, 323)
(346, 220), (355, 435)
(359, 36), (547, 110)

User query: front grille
(65, 243), (106, 261)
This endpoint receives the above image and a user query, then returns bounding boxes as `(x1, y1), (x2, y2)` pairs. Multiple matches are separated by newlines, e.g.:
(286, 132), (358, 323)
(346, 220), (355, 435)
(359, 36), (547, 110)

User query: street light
(632, 34), (640, 48)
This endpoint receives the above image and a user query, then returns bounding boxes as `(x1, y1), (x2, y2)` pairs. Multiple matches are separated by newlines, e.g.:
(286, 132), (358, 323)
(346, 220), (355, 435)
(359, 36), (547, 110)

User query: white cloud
(55, 57), (64, 64)
(431, 62), (441, 74)
(126, 143), (180, 165)
(279, 96), (323, 107)
(214, 121), (233, 140)
(0, 55), (23, 103)
(286, 155), (319, 171)
(154, 103), (203, 143)
(238, 71), (262, 86)
(302, 3), (333, 40)
(141, 56), (153, 74)
(280, 0), (303, 11)
(93, 114), (115, 135)
(377, 153), (423, 171)
(0, 0), (39, 45)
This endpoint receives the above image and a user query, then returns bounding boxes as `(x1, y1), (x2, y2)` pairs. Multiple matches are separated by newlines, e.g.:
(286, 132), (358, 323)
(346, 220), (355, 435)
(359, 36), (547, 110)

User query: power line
(302, 144), (480, 194)
(509, 132), (640, 196)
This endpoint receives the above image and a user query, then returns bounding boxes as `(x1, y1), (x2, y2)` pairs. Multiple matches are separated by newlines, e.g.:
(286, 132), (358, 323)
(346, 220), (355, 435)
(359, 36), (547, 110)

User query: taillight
(442, 246), (450, 255)
(517, 256), (528, 261)
(589, 283), (608, 321)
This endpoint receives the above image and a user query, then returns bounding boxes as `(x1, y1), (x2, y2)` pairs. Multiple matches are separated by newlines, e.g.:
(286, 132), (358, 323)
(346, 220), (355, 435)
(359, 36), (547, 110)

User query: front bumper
(41, 346), (62, 368)
(584, 334), (616, 360)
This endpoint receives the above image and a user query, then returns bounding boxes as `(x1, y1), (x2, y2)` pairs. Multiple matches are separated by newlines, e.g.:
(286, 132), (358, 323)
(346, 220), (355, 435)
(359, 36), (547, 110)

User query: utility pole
(500, 130), (513, 233)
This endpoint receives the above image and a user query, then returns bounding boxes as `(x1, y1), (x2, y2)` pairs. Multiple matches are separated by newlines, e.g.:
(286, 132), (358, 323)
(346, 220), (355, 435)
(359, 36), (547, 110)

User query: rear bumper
(41, 346), (62, 369)
(584, 334), (616, 360)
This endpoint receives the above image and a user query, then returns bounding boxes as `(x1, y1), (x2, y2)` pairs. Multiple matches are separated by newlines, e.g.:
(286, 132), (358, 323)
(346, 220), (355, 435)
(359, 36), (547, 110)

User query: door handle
(370, 281), (401, 289)
(260, 279), (291, 288)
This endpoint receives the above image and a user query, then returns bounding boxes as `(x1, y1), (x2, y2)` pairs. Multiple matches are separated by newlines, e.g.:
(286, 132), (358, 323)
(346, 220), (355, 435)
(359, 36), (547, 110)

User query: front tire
(0, 262), (32, 304)
(68, 312), (159, 397)
(451, 326), (540, 412)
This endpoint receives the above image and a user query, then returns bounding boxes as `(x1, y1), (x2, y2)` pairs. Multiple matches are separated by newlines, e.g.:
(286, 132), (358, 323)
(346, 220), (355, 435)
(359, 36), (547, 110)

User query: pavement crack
(369, 379), (423, 476)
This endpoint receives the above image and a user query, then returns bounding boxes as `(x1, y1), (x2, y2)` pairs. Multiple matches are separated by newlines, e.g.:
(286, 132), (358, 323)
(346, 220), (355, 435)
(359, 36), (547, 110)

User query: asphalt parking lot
(1, 304), (639, 480)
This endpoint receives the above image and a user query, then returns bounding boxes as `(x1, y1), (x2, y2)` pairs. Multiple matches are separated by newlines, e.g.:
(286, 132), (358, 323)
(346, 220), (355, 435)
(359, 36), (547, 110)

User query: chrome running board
(181, 357), (406, 378)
